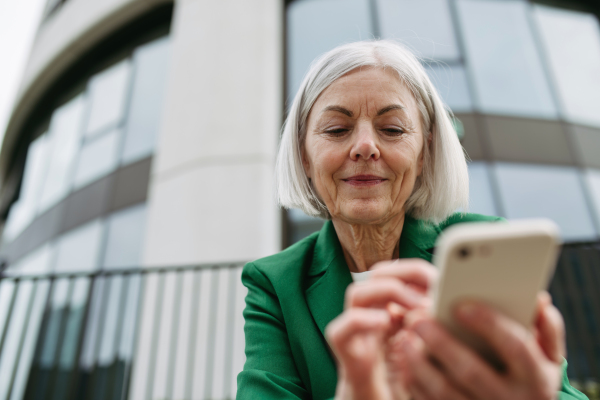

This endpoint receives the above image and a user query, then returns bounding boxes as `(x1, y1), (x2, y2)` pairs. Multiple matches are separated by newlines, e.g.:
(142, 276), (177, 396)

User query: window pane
(425, 64), (473, 112)
(456, 0), (557, 118)
(287, 0), (374, 99)
(3, 134), (50, 241)
(79, 277), (106, 371)
(54, 219), (103, 272)
(377, 0), (460, 61)
(121, 37), (171, 164)
(495, 163), (597, 241)
(10, 281), (50, 400)
(585, 169), (600, 229)
(53, 277), (90, 400)
(0, 281), (35, 400)
(534, 5), (600, 127)
(39, 279), (70, 369)
(39, 94), (86, 213)
(103, 204), (147, 269)
(0, 281), (16, 346)
(73, 128), (120, 189)
(467, 162), (498, 216)
(6, 243), (54, 276)
(85, 60), (131, 137)
(288, 208), (324, 244)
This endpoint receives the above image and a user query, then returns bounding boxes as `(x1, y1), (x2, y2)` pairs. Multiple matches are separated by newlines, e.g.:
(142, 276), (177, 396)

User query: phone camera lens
(458, 247), (471, 259)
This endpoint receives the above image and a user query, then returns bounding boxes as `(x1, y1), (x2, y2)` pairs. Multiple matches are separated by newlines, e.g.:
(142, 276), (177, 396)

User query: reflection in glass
(38, 95), (86, 213)
(287, 0), (374, 100)
(3, 134), (50, 241)
(122, 37), (171, 164)
(288, 208), (325, 245)
(54, 219), (103, 272)
(467, 162), (497, 216)
(26, 278), (70, 399)
(0, 281), (34, 399)
(39, 279), (70, 369)
(114, 274), (142, 400)
(103, 204), (147, 269)
(10, 281), (50, 400)
(0, 281), (16, 357)
(53, 277), (90, 400)
(73, 128), (120, 189)
(6, 242), (54, 276)
(91, 276), (124, 400)
(425, 64), (473, 112)
(456, 0), (557, 118)
(377, 0), (460, 61)
(78, 277), (105, 371)
(85, 60), (131, 137)
(585, 169), (600, 229)
(495, 163), (597, 241)
(534, 5), (600, 127)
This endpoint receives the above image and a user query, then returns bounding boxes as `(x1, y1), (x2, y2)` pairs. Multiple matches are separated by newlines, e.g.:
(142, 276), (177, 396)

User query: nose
(350, 125), (380, 161)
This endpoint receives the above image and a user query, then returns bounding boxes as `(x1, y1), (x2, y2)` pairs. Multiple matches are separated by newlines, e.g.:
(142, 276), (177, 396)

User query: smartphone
(430, 219), (561, 369)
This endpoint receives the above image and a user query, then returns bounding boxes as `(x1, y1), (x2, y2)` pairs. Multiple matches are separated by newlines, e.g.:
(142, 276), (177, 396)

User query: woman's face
(303, 67), (426, 225)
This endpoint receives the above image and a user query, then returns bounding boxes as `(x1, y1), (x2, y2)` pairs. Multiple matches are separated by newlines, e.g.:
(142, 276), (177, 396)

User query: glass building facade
(0, 0), (598, 399)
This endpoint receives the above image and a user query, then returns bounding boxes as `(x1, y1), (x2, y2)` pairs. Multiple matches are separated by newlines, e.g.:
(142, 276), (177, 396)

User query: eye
(381, 127), (404, 136)
(324, 128), (349, 136)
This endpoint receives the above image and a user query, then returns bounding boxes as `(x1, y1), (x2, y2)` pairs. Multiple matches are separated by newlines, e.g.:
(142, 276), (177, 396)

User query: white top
(350, 270), (372, 283)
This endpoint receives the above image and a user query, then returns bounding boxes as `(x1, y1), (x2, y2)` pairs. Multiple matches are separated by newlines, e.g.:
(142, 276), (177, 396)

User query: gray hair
(276, 40), (469, 224)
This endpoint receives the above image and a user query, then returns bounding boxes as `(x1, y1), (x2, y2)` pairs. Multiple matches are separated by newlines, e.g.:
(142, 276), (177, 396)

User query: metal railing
(0, 262), (247, 400)
(0, 242), (599, 400)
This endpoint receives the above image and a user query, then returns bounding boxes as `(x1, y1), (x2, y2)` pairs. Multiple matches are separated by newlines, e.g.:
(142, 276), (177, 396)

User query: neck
(332, 213), (406, 273)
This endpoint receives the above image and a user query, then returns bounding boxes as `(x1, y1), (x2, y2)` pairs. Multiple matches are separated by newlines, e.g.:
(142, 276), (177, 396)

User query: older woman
(236, 41), (586, 400)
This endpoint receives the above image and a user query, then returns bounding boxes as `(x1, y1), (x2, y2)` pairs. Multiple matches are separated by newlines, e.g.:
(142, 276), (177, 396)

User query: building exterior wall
(142, 0), (282, 266)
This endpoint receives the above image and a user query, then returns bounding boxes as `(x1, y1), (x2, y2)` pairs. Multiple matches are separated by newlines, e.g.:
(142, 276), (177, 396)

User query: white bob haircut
(276, 40), (469, 224)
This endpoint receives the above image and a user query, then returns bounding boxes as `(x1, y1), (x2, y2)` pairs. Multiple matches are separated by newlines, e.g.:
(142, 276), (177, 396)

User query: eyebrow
(322, 104), (406, 117)
(323, 106), (353, 117)
(377, 104), (405, 116)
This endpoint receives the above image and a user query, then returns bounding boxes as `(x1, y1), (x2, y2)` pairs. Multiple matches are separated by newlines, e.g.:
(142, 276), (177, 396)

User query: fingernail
(457, 302), (477, 319)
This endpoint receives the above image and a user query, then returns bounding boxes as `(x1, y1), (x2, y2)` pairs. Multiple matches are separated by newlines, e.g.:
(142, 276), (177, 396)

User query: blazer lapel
(304, 216), (439, 337)
(305, 221), (352, 337)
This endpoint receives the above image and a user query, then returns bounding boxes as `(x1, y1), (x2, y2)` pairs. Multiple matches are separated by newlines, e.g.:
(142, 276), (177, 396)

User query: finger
(371, 258), (438, 291)
(325, 308), (390, 364)
(455, 302), (545, 380)
(536, 299), (566, 363)
(344, 279), (429, 310)
(408, 317), (507, 400)
(398, 332), (471, 400)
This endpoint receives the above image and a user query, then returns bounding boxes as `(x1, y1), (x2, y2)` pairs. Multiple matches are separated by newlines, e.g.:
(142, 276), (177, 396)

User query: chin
(339, 202), (390, 225)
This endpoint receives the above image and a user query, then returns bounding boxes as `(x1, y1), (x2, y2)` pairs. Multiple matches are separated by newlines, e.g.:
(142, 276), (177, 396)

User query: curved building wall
(285, 0), (600, 245)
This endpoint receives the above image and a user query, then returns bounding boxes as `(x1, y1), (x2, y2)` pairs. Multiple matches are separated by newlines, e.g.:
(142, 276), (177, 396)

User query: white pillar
(142, 0), (283, 266)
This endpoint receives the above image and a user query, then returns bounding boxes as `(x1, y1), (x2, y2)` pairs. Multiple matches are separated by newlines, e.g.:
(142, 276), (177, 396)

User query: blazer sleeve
(558, 361), (589, 400)
(236, 262), (311, 400)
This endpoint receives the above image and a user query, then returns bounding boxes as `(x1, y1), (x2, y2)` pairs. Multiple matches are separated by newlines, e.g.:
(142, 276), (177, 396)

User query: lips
(342, 175), (387, 186)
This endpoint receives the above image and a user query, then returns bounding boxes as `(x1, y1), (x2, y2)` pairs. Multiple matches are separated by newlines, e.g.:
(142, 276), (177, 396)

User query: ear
(301, 146), (312, 179)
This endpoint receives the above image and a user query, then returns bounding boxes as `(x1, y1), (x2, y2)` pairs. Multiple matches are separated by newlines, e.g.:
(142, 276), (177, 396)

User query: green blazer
(237, 213), (587, 400)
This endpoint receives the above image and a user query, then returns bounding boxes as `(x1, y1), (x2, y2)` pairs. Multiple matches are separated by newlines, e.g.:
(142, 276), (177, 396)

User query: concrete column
(142, 0), (283, 266)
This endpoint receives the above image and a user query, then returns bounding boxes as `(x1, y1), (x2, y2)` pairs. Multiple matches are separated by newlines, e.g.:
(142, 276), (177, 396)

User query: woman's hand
(397, 292), (565, 400)
(325, 259), (438, 400)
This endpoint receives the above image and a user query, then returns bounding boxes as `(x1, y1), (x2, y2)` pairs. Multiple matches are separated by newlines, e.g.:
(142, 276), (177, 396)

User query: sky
(0, 0), (46, 151)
